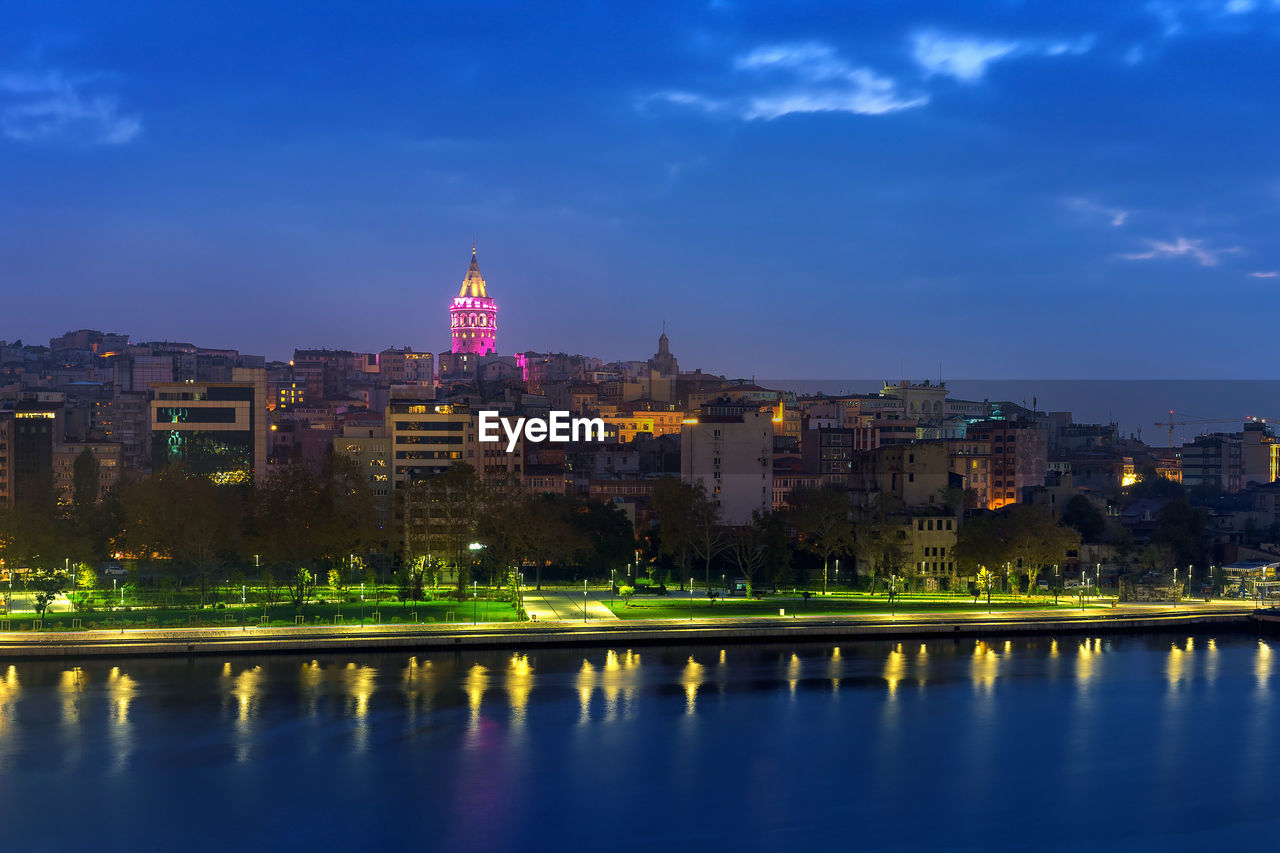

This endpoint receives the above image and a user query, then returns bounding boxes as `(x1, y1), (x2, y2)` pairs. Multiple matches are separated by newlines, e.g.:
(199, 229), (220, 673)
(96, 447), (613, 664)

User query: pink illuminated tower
(450, 244), (497, 355)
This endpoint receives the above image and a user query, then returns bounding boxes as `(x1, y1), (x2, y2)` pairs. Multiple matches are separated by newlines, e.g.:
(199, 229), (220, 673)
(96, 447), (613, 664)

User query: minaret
(450, 244), (497, 355)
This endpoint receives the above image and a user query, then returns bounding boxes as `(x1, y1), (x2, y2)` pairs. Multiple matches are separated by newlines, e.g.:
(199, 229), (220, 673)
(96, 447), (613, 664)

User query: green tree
(687, 484), (727, 594)
(788, 487), (855, 594)
(975, 566), (995, 605)
(30, 569), (67, 618)
(727, 511), (771, 597)
(71, 447), (100, 514)
(1061, 495), (1106, 543)
(650, 478), (697, 589)
(288, 568), (314, 612)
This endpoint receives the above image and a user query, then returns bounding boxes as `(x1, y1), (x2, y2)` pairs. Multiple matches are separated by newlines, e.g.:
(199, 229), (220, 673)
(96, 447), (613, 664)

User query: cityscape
(3, 246), (1277, 606)
(4, 1), (1280, 850)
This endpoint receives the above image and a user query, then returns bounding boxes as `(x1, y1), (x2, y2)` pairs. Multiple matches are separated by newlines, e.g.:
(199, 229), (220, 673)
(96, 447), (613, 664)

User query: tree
(72, 447), (100, 514)
(727, 512), (770, 597)
(1003, 505), (1081, 597)
(650, 478), (697, 589)
(120, 467), (242, 603)
(30, 569), (67, 618)
(975, 566), (995, 606)
(328, 567), (345, 602)
(1152, 499), (1210, 572)
(1062, 495), (1106, 543)
(288, 568), (314, 613)
(74, 562), (97, 608)
(688, 484), (727, 593)
(788, 487), (855, 594)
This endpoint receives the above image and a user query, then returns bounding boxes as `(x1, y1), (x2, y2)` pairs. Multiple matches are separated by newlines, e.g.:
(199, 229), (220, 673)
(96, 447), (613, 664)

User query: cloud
(1249, 270), (1278, 277)
(911, 31), (1093, 82)
(0, 69), (141, 145)
(646, 42), (926, 121)
(1120, 237), (1241, 266)
(1066, 197), (1130, 227)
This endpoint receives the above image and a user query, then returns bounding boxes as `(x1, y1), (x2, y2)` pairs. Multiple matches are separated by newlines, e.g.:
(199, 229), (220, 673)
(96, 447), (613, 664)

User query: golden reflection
(1050, 639), (1059, 657)
(233, 666), (263, 722)
(915, 643), (928, 688)
(401, 656), (433, 727)
(58, 668), (86, 726)
(342, 663), (376, 719)
(508, 654), (533, 727)
(340, 663), (377, 752)
(883, 648), (906, 696)
(465, 663), (489, 739)
(576, 659), (595, 724)
(300, 660), (324, 718)
(1166, 642), (1185, 690)
(786, 652), (801, 698)
(230, 665), (263, 763)
(107, 666), (136, 723)
(972, 641), (999, 692)
(1205, 638), (1219, 686)
(0, 665), (20, 737)
(601, 650), (622, 721)
(107, 666), (137, 772)
(1257, 641), (1272, 690)
(682, 656), (704, 715)
(829, 646), (843, 693)
(1077, 639), (1096, 685)
(719, 649), (726, 666)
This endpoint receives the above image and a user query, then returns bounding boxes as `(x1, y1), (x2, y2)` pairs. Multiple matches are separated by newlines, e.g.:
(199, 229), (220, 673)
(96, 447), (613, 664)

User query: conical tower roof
(458, 244), (488, 298)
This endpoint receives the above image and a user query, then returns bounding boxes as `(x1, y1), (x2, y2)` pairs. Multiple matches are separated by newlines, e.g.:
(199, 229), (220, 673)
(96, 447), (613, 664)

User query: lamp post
(473, 580), (478, 625)
(360, 582), (365, 625)
(689, 580), (694, 621)
(890, 574), (896, 616)
(1080, 569), (1085, 611)
(583, 579), (588, 623)
(113, 578), (117, 610)
(241, 584), (246, 629)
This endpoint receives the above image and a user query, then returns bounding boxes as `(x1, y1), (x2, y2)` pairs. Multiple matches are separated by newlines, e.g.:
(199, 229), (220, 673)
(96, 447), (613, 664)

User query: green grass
(607, 593), (1104, 620)
(2, 598), (518, 631)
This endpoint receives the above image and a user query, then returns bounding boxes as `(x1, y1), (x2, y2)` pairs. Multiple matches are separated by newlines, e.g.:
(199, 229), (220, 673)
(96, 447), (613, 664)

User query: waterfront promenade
(0, 598), (1263, 659)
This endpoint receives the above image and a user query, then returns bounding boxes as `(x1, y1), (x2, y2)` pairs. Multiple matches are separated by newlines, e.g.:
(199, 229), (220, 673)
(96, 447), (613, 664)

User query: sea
(762, 379), (1280, 445)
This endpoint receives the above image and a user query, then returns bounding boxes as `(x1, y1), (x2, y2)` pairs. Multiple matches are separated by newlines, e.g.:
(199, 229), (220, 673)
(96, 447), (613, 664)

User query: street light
(473, 580), (478, 625)
(583, 578), (588, 623)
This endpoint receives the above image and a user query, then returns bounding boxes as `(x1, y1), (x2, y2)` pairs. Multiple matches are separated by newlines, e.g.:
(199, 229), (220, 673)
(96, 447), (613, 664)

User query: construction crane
(1152, 411), (1258, 448)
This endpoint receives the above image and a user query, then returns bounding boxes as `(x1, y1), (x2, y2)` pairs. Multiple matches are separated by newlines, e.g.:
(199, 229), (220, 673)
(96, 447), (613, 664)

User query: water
(0, 634), (1276, 851)
(762, 379), (1280, 442)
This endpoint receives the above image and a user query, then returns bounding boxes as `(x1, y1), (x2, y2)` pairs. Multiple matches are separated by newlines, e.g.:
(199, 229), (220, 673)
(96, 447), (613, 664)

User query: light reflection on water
(0, 633), (1276, 850)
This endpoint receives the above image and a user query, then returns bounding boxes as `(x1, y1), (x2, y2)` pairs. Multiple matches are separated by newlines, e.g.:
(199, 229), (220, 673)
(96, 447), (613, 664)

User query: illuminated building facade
(680, 411), (774, 525)
(0, 407), (59, 507)
(53, 441), (122, 503)
(450, 246), (497, 356)
(149, 368), (267, 485)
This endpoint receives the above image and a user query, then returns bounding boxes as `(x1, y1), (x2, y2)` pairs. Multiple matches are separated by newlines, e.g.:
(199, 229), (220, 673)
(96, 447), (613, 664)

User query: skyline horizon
(6, 2), (1280, 378)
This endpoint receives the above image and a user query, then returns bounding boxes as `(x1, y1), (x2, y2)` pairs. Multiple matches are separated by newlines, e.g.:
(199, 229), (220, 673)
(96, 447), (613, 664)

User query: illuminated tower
(450, 245), (497, 355)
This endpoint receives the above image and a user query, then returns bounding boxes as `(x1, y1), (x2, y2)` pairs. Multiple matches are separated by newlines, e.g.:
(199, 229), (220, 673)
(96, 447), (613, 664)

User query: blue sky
(2, 1), (1278, 377)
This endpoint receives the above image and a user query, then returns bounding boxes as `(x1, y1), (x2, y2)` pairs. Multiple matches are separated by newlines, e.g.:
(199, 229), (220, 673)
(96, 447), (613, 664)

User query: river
(0, 633), (1275, 851)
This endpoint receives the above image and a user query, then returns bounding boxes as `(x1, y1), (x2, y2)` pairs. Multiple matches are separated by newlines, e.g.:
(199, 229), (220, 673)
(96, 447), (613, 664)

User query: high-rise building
(680, 411), (774, 524)
(0, 405), (59, 507)
(149, 368), (267, 485)
(450, 246), (497, 356)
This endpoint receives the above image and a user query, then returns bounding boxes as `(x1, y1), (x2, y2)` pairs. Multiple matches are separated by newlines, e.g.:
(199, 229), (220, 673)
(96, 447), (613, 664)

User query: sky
(2, 0), (1279, 378)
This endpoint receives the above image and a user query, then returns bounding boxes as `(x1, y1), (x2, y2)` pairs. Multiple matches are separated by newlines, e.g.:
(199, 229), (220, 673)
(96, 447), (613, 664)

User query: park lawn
(7, 598), (518, 631)
(607, 595), (1089, 620)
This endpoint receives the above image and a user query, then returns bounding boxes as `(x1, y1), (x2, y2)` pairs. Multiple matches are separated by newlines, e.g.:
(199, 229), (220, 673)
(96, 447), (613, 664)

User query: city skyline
(4, 1), (1280, 376)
